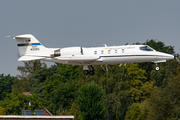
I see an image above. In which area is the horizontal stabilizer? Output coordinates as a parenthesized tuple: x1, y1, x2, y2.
(55, 55, 100, 61)
(5, 36, 30, 40)
(18, 56, 45, 61)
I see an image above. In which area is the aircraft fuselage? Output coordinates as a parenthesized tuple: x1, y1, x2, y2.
(43, 45, 174, 66)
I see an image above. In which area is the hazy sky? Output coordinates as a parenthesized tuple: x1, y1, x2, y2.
(1, 0, 180, 76)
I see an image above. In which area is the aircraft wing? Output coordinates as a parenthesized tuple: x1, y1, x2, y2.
(18, 55, 102, 65)
(55, 55, 100, 61)
(56, 55, 102, 65)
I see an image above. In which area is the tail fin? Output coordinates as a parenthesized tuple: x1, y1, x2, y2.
(7, 34, 50, 56)
(7, 34, 58, 61)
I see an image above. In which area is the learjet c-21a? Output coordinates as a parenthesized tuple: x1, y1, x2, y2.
(7, 34, 174, 75)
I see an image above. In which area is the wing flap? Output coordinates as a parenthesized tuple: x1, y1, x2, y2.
(55, 55, 100, 61)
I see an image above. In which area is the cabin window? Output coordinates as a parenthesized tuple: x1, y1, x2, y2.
(108, 50, 111, 54)
(101, 50, 104, 54)
(140, 46, 153, 51)
(94, 51, 97, 55)
(115, 49, 118, 53)
(122, 49, 124, 53)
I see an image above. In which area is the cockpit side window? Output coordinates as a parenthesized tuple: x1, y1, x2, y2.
(140, 46, 154, 51)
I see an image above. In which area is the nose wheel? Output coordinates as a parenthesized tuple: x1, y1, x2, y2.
(155, 63, 160, 71)
(155, 66, 160, 71)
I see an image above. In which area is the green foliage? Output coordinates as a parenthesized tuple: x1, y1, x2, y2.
(0, 74, 14, 100)
(32, 64, 60, 98)
(56, 107, 70, 115)
(150, 59, 179, 87)
(43, 64, 79, 115)
(77, 82, 106, 120)
(139, 100, 150, 120)
(12, 78, 31, 93)
(104, 84, 132, 120)
(70, 103, 81, 120)
(125, 103, 142, 120)
(0, 107, 6, 115)
(44, 79, 77, 114)
(33, 63, 60, 82)
(17, 61, 47, 76)
(56, 64, 79, 81)
(12, 61, 46, 92)
(147, 75, 180, 119)
(126, 63, 155, 102)
(0, 92, 43, 115)
(78, 64, 132, 120)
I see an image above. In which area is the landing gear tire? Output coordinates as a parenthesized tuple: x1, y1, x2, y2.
(155, 66, 160, 71)
(83, 70, 89, 75)
(89, 71, 95, 75)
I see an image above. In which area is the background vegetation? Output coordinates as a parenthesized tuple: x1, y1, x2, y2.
(0, 40, 179, 120)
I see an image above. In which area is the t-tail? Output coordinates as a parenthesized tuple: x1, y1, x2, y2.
(6, 34, 59, 61)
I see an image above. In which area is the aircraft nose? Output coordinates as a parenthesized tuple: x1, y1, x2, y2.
(164, 53, 174, 60)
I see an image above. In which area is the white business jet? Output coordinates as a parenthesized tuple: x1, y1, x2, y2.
(7, 34, 174, 75)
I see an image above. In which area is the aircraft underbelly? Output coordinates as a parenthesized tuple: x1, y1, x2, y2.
(100, 56, 155, 64)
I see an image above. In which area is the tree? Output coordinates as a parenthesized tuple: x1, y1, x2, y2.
(147, 75, 180, 119)
(104, 83, 132, 120)
(12, 61, 46, 92)
(33, 63, 60, 82)
(70, 103, 81, 120)
(0, 92, 44, 115)
(150, 59, 179, 87)
(126, 63, 155, 102)
(56, 107, 70, 115)
(43, 64, 79, 115)
(0, 107, 6, 115)
(44, 79, 77, 115)
(32, 63, 60, 98)
(125, 103, 142, 120)
(78, 64, 132, 120)
(0, 74, 14, 100)
(77, 82, 106, 120)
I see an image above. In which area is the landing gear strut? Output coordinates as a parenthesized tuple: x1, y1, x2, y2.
(83, 65, 95, 75)
(89, 65, 95, 75)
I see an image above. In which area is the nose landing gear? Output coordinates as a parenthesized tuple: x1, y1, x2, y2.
(155, 63, 160, 71)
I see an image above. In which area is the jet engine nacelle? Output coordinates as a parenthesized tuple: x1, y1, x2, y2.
(61, 47, 83, 56)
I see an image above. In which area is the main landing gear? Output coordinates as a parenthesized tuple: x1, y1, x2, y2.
(83, 65, 95, 75)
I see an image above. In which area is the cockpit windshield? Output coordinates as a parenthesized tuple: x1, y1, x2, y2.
(140, 46, 154, 51)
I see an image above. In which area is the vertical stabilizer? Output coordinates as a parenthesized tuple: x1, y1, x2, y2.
(9, 34, 52, 56)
